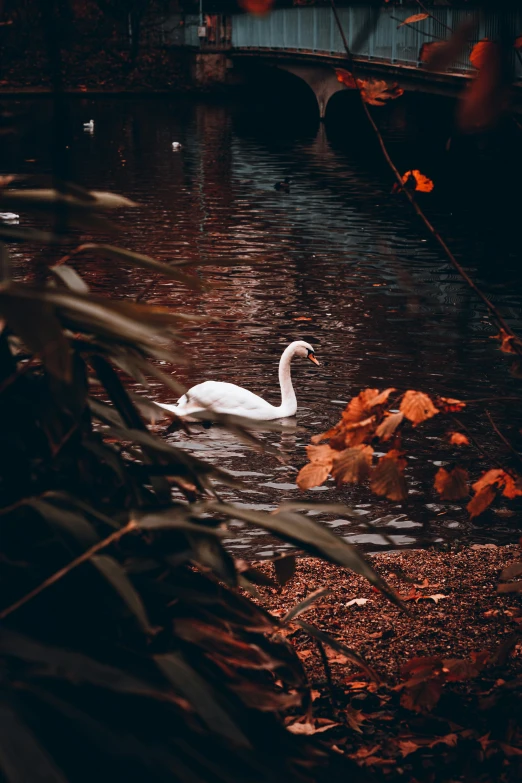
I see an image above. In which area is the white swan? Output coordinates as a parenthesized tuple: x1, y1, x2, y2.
(157, 340, 319, 421)
(172, 142, 182, 151)
(83, 120, 94, 133)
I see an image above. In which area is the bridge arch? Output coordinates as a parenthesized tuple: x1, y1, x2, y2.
(275, 63, 347, 120)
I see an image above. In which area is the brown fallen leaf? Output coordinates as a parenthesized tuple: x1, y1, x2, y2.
(401, 678, 443, 713)
(427, 594, 447, 604)
(286, 718, 341, 735)
(399, 170, 434, 193)
(399, 739, 420, 757)
(436, 396, 466, 413)
(467, 485, 496, 519)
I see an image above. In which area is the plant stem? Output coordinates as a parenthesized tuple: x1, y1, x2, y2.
(314, 638, 338, 712)
(485, 409, 522, 467)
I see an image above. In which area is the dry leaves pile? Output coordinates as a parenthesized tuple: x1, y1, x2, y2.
(297, 387, 522, 519)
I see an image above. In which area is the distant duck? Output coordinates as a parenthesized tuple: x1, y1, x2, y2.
(0, 212, 19, 223)
(172, 142, 182, 151)
(274, 177, 290, 192)
(83, 120, 94, 133)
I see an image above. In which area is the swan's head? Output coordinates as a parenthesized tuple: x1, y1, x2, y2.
(290, 340, 320, 366)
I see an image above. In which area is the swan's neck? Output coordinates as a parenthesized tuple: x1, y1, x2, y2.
(278, 344, 297, 416)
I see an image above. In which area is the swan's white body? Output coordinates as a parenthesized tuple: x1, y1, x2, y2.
(158, 340, 319, 421)
(0, 212, 19, 223)
(83, 120, 94, 132)
(172, 142, 182, 150)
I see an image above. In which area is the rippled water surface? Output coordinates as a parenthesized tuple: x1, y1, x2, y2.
(7, 94, 522, 555)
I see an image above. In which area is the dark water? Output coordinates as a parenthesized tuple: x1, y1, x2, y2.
(5, 91, 522, 556)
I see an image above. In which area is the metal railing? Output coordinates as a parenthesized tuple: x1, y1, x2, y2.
(231, 6, 522, 78)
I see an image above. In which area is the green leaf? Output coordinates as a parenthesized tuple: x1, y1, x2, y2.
(282, 587, 332, 625)
(155, 652, 251, 748)
(74, 244, 204, 291)
(204, 502, 403, 609)
(0, 293, 72, 382)
(0, 701, 68, 783)
(296, 620, 378, 681)
(91, 555, 153, 634)
(49, 264, 90, 293)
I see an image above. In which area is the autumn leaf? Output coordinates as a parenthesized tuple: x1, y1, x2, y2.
(286, 718, 340, 735)
(399, 170, 434, 193)
(346, 598, 369, 607)
(469, 39, 495, 70)
(467, 485, 496, 519)
(495, 327, 522, 355)
(423, 18, 476, 72)
(434, 467, 469, 500)
(332, 445, 373, 486)
(238, 0, 274, 15)
(343, 416, 376, 447)
(400, 390, 438, 426)
(419, 41, 445, 63)
(368, 387, 396, 407)
(398, 13, 429, 28)
(448, 431, 470, 446)
(305, 444, 335, 464)
(427, 594, 448, 604)
(342, 389, 379, 424)
(375, 411, 404, 441)
(459, 40, 506, 132)
(335, 67, 357, 89)
(400, 678, 443, 713)
(502, 473, 522, 499)
(370, 450, 408, 501)
(358, 78, 404, 106)
(436, 396, 466, 413)
(399, 740, 420, 757)
(473, 469, 510, 494)
(296, 462, 330, 490)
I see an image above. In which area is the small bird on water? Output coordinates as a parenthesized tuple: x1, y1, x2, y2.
(274, 177, 290, 192)
(172, 142, 182, 151)
(83, 119, 94, 133)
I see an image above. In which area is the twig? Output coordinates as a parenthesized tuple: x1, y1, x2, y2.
(329, 0, 522, 354)
(314, 638, 338, 712)
(0, 521, 138, 621)
(485, 409, 522, 467)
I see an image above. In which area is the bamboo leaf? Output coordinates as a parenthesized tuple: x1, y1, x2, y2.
(282, 587, 333, 625)
(23, 498, 100, 548)
(155, 652, 251, 748)
(296, 620, 378, 681)
(0, 293, 72, 382)
(204, 502, 403, 608)
(49, 264, 90, 294)
(74, 244, 204, 290)
(0, 701, 68, 783)
(91, 555, 153, 634)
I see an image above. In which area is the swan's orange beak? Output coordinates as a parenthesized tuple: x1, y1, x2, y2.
(308, 353, 320, 366)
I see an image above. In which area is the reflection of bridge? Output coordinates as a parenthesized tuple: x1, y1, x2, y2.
(175, 6, 522, 118)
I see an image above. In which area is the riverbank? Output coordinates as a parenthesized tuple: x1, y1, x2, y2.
(252, 544, 522, 781)
(0, 46, 202, 93)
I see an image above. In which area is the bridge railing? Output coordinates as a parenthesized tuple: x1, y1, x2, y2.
(231, 6, 522, 79)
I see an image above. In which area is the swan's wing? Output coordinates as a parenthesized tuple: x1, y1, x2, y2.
(176, 381, 275, 417)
